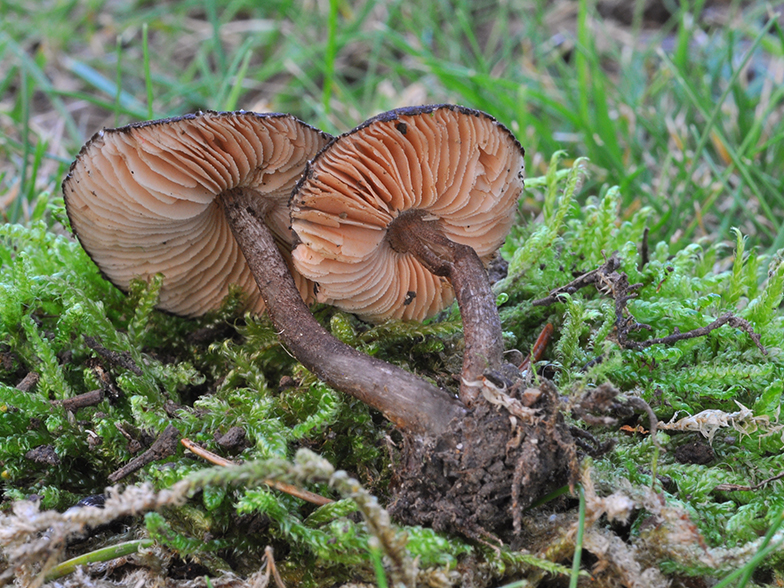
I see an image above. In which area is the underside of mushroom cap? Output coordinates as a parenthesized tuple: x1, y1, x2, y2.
(63, 111, 330, 317)
(290, 104, 525, 323)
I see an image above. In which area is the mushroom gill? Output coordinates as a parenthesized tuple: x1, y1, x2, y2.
(64, 111, 329, 317)
(291, 104, 524, 323)
(291, 104, 524, 405)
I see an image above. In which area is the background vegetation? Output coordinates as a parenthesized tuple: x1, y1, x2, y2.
(1, 0, 784, 586)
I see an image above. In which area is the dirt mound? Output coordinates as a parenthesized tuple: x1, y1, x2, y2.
(390, 380, 579, 544)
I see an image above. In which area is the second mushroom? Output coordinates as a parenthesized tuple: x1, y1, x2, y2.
(290, 105, 525, 405)
(63, 110, 464, 436)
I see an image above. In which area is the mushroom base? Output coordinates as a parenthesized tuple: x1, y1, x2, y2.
(388, 380, 579, 544)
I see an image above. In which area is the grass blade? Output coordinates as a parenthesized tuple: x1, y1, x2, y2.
(2, 32, 82, 145)
(44, 539, 155, 581)
(114, 35, 123, 126)
(569, 485, 586, 588)
(143, 23, 154, 119)
(322, 0, 339, 117)
(222, 45, 253, 111)
(62, 56, 146, 116)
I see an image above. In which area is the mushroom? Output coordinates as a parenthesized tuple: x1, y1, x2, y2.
(63, 110, 464, 435)
(63, 111, 328, 317)
(290, 104, 525, 405)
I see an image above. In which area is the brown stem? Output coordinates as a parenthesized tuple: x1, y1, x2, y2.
(387, 210, 504, 406)
(15, 371, 40, 392)
(59, 388, 104, 412)
(220, 188, 465, 436)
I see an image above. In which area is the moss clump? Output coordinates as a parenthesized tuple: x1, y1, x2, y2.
(1, 162, 783, 586)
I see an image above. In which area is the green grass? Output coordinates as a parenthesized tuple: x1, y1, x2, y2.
(2, 0, 784, 586)
(1, 0, 783, 249)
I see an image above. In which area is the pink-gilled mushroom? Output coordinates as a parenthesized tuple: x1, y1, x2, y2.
(63, 111, 329, 317)
(290, 105, 525, 405)
(63, 110, 464, 435)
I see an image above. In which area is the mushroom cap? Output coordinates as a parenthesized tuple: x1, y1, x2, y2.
(290, 104, 525, 322)
(63, 111, 330, 317)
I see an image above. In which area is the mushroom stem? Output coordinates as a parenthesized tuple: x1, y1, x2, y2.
(220, 188, 466, 435)
(387, 210, 504, 406)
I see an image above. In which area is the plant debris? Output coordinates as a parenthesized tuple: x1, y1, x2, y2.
(15, 371, 40, 392)
(25, 444, 60, 466)
(59, 388, 104, 412)
(2, 158, 783, 586)
(657, 400, 781, 443)
(108, 425, 181, 483)
(180, 437, 333, 506)
(619, 312, 767, 355)
(84, 336, 143, 376)
(714, 470, 784, 493)
(532, 251, 767, 355)
(390, 380, 579, 542)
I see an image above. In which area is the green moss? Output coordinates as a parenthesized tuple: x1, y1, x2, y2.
(2, 160, 783, 584)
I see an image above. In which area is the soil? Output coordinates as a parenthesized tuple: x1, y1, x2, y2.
(674, 439, 715, 465)
(389, 380, 579, 545)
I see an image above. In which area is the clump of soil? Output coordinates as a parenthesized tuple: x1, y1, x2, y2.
(674, 440, 715, 465)
(389, 380, 579, 544)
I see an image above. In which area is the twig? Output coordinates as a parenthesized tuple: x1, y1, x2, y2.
(84, 336, 143, 375)
(534, 252, 766, 355)
(531, 253, 622, 307)
(263, 546, 287, 588)
(714, 471, 784, 493)
(108, 425, 181, 482)
(180, 438, 333, 506)
(181, 438, 234, 467)
(619, 312, 767, 355)
(520, 323, 554, 370)
(15, 371, 40, 392)
(59, 389, 104, 412)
